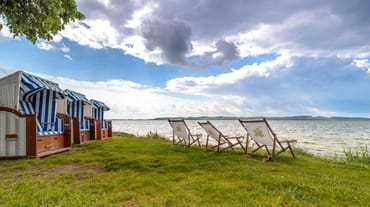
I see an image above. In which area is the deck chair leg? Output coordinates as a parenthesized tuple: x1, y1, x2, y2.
(288, 145, 296, 158)
(238, 139, 247, 154)
(252, 144, 265, 153)
(205, 135, 209, 151)
(244, 137, 249, 155)
(264, 146, 271, 155)
(217, 141, 220, 153)
(196, 137, 201, 147)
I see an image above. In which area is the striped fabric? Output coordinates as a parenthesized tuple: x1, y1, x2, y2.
(19, 72, 64, 135)
(66, 90, 90, 131)
(20, 72, 64, 101)
(91, 99, 109, 129)
(19, 100, 43, 133)
(67, 101, 90, 130)
(32, 90, 64, 132)
(66, 89, 89, 102)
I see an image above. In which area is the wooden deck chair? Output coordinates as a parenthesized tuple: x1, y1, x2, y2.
(168, 119, 201, 147)
(198, 121, 246, 153)
(239, 118, 297, 160)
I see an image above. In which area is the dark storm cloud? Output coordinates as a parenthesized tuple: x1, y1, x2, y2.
(141, 20, 192, 64)
(78, 0, 140, 34)
(199, 40, 240, 67)
(150, 0, 321, 40)
(74, 0, 370, 66)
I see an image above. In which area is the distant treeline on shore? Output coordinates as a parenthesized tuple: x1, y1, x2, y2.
(112, 116, 370, 121)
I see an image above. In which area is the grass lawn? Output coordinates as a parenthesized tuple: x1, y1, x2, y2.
(0, 132, 369, 207)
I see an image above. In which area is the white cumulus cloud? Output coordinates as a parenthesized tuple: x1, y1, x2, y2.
(64, 55, 72, 60)
(353, 59, 370, 73)
(166, 54, 293, 94)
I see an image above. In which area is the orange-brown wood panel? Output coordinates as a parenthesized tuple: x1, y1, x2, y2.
(72, 118, 81, 144)
(80, 131, 91, 143)
(63, 117, 72, 147)
(107, 120, 112, 138)
(96, 120, 102, 140)
(36, 136, 50, 153)
(26, 115, 37, 157)
(50, 135, 64, 150)
(90, 119, 96, 140)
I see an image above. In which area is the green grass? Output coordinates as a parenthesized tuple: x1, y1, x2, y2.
(343, 145, 370, 165)
(0, 132, 369, 207)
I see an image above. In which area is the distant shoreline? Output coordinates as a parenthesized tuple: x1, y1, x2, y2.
(112, 116, 370, 121)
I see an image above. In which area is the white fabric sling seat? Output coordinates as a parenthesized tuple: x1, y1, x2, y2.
(168, 119, 201, 147)
(239, 118, 297, 161)
(198, 121, 246, 153)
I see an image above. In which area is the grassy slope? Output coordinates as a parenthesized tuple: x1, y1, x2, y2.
(0, 133, 369, 207)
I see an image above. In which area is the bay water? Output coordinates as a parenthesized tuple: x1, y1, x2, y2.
(112, 119, 370, 158)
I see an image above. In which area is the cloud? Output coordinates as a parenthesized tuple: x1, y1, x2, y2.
(64, 55, 72, 60)
(166, 54, 293, 94)
(197, 40, 240, 67)
(2, 0, 370, 67)
(51, 0, 369, 67)
(353, 59, 370, 73)
(2, 54, 370, 119)
(166, 55, 370, 115)
(0, 19, 13, 41)
(61, 44, 70, 53)
(36, 42, 55, 51)
(141, 20, 192, 64)
(0, 66, 15, 77)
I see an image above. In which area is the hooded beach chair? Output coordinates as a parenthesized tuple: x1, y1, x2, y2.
(168, 119, 201, 147)
(0, 71, 71, 158)
(91, 99, 112, 139)
(198, 121, 246, 153)
(239, 118, 297, 160)
(65, 89, 93, 144)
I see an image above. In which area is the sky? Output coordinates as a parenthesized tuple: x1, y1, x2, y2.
(1, 0, 370, 119)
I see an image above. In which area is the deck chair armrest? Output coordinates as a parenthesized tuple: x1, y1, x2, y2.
(192, 133, 202, 138)
(225, 136, 245, 139)
(279, 139, 297, 146)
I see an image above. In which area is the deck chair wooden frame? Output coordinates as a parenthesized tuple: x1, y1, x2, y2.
(168, 119, 201, 147)
(239, 118, 297, 160)
(198, 121, 246, 153)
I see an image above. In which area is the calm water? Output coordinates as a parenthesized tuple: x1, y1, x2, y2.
(112, 119, 370, 157)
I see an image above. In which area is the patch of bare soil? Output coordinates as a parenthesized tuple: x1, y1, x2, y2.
(125, 199, 136, 207)
(4, 163, 106, 179)
(44, 163, 106, 176)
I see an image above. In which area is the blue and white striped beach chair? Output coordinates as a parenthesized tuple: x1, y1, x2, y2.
(66, 89, 91, 132)
(19, 72, 65, 135)
(91, 99, 109, 129)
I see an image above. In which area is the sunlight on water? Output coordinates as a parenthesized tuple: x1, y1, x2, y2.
(112, 119, 370, 158)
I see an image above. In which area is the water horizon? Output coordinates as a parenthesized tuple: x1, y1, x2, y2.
(112, 119, 370, 158)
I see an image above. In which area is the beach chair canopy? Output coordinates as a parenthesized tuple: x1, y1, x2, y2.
(168, 119, 201, 147)
(239, 118, 297, 160)
(91, 99, 109, 111)
(65, 89, 92, 130)
(198, 121, 246, 153)
(20, 71, 64, 101)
